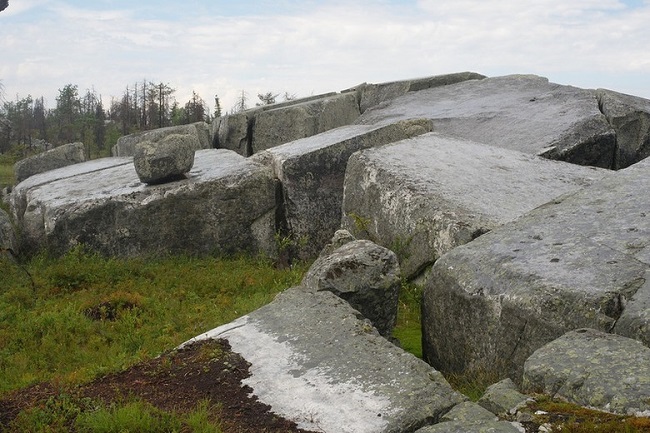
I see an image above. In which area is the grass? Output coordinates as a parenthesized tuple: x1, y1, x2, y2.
(522, 395, 650, 433)
(0, 247, 426, 431)
(0, 153, 16, 190)
(392, 281, 423, 359)
(8, 394, 221, 433)
(0, 247, 309, 393)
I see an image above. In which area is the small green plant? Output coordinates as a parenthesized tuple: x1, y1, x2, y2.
(523, 395, 650, 433)
(389, 235, 413, 262)
(347, 212, 375, 241)
(7, 393, 95, 432)
(8, 394, 223, 433)
(444, 368, 502, 402)
(274, 231, 309, 267)
(392, 281, 423, 359)
(75, 399, 182, 433)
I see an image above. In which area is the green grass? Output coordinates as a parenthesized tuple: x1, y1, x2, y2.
(7, 394, 222, 433)
(393, 281, 423, 359)
(0, 153, 17, 189)
(524, 395, 650, 433)
(0, 247, 308, 393)
(0, 246, 429, 431)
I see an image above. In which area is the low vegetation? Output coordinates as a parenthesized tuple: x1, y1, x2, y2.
(0, 247, 426, 431)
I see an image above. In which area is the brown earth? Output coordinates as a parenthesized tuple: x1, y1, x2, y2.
(0, 339, 319, 433)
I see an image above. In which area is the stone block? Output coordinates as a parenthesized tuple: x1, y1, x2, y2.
(421, 157, 650, 381)
(357, 74, 619, 168)
(112, 122, 211, 157)
(342, 132, 608, 278)
(359, 71, 486, 113)
(523, 328, 650, 415)
(14, 142, 86, 182)
(596, 88, 650, 169)
(251, 92, 361, 154)
(252, 119, 433, 259)
(11, 150, 276, 258)
(182, 288, 465, 433)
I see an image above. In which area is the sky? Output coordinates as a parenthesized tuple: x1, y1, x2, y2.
(1, 0, 649, 114)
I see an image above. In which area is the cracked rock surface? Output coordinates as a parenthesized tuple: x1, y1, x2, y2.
(523, 328, 650, 415)
(422, 156, 650, 381)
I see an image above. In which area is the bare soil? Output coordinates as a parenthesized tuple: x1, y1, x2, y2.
(0, 339, 319, 433)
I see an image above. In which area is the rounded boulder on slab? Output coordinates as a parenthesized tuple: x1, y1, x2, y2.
(301, 239, 401, 337)
(133, 134, 197, 184)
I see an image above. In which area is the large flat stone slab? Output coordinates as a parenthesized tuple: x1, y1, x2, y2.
(11, 149, 276, 257)
(357, 74, 620, 168)
(14, 142, 86, 182)
(252, 92, 361, 154)
(213, 91, 355, 157)
(523, 328, 650, 415)
(342, 133, 608, 278)
(358, 71, 486, 113)
(111, 122, 211, 157)
(183, 287, 465, 433)
(252, 119, 433, 259)
(421, 157, 650, 381)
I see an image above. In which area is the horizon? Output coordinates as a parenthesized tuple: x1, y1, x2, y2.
(1, 0, 649, 113)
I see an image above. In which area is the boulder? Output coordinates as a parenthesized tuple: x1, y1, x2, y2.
(14, 142, 86, 182)
(342, 132, 609, 278)
(0, 207, 16, 253)
(596, 88, 650, 169)
(251, 92, 361, 154)
(359, 71, 486, 113)
(421, 156, 650, 381)
(252, 119, 433, 259)
(133, 134, 197, 184)
(111, 122, 211, 157)
(439, 401, 498, 423)
(302, 239, 401, 337)
(416, 401, 521, 433)
(317, 228, 356, 258)
(357, 74, 621, 168)
(214, 108, 260, 156)
(11, 149, 276, 258)
(478, 379, 530, 416)
(523, 328, 650, 415)
(182, 288, 465, 433)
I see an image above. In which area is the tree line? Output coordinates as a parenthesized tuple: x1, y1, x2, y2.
(0, 79, 298, 159)
(0, 80, 218, 158)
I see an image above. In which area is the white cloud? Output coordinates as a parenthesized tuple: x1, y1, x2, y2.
(2, 0, 650, 112)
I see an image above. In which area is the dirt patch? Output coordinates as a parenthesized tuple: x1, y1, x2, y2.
(0, 339, 319, 433)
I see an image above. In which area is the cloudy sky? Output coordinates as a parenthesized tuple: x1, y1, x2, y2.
(1, 0, 649, 113)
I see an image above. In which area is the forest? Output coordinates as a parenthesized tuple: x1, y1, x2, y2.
(0, 79, 231, 159)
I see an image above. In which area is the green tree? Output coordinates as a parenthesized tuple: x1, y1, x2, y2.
(54, 84, 81, 144)
(93, 101, 106, 156)
(183, 91, 206, 123)
(33, 96, 48, 142)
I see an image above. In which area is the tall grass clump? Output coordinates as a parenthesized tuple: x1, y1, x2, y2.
(0, 247, 308, 393)
(392, 280, 423, 359)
